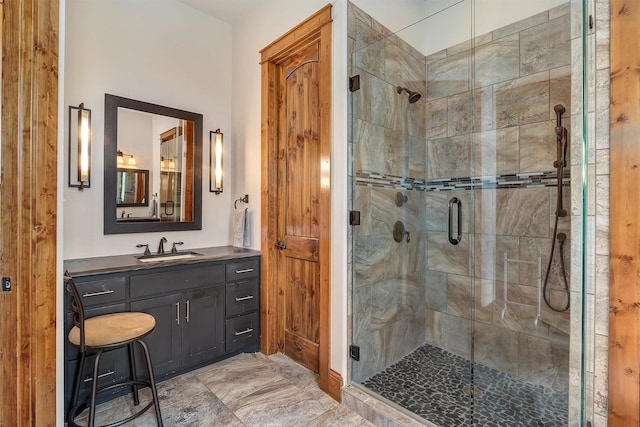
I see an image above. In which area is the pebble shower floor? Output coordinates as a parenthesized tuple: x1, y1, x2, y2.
(361, 344, 568, 426)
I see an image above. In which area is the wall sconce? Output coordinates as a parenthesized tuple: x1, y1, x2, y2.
(68, 103, 91, 190)
(210, 129, 223, 194)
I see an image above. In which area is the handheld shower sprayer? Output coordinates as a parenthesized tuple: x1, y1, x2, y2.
(543, 103, 570, 313)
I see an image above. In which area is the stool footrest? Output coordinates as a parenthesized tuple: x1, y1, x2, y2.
(67, 380, 156, 427)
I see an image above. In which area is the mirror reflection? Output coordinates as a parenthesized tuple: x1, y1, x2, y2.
(116, 168, 149, 207)
(104, 94, 202, 234)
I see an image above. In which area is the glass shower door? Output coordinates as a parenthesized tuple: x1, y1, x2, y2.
(469, 1, 575, 425)
(348, 0, 582, 425)
(349, 1, 475, 424)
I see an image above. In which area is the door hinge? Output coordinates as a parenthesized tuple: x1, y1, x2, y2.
(588, 14, 594, 30)
(349, 210, 361, 226)
(2, 277, 11, 292)
(349, 75, 360, 92)
(349, 344, 360, 361)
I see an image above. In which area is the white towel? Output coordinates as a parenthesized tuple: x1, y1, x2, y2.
(233, 208, 248, 247)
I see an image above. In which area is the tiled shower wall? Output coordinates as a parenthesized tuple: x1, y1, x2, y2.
(349, 2, 575, 392)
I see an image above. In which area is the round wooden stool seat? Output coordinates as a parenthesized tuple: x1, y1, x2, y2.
(68, 312, 156, 347)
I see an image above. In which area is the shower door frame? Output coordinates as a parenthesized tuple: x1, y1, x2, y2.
(348, 1, 585, 425)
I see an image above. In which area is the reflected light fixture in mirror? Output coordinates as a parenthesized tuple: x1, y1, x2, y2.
(68, 103, 91, 190)
(210, 129, 223, 194)
(117, 150, 136, 167)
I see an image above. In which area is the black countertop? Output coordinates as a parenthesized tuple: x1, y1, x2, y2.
(64, 246, 261, 277)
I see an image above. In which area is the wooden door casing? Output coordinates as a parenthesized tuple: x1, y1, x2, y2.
(261, 5, 342, 400)
(1, 0, 59, 424)
(609, 0, 640, 425)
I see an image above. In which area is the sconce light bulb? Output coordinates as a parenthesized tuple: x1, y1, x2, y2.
(215, 135, 223, 190)
(78, 108, 90, 183)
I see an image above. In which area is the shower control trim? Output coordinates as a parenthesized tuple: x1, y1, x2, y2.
(448, 197, 462, 246)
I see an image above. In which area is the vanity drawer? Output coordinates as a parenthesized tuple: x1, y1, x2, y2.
(226, 312, 259, 353)
(225, 258, 259, 282)
(72, 276, 126, 308)
(130, 265, 224, 298)
(226, 279, 259, 318)
(65, 347, 129, 413)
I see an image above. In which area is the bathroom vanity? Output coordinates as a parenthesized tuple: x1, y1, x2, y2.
(63, 246, 260, 416)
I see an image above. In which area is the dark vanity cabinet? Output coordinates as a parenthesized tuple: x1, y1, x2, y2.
(63, 253, 260, 417)
(224, 258, 260, 353)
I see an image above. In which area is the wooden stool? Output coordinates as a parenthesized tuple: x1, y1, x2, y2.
(65, 275, 163, 427)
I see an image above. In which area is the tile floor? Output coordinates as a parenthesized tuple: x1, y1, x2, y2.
(74, 352, 374, 427)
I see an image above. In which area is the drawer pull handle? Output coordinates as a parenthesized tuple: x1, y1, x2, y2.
(83, 370, 115, 383)
(235, 295, 254, 302)
(235, 268, 254, 274)
(82, 290, 114, 298)
(234, 328, 254, 336)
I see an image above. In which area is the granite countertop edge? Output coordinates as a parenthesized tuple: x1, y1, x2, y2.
(64, 246, 261, 277)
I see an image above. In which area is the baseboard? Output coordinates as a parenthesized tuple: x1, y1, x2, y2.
(327, 369, 343, 402)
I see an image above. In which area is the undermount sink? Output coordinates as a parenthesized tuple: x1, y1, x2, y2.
(135, 251, 202, 262)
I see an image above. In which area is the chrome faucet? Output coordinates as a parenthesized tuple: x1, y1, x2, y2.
(157, 236, 167, 254)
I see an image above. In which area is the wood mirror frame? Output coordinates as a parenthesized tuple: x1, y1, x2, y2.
(104, 94, 203, 234)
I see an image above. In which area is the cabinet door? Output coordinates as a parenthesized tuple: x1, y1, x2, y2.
(182, 285, 225, 367)
(131, 293, 182, 378)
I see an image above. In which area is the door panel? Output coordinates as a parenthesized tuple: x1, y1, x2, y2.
(131, 294, 182, 377)
(182, 286, 225, 366)
(277, 42, 322, 372)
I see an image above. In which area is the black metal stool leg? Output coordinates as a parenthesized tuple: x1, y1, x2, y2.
(68, 351, 86, 423)
(128, 342, 140, 406)
(88, 349, 104, 427)
(138, 340, 163, 427)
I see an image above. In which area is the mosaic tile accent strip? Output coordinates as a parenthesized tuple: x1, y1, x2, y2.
(361, 344, 568, 427)
(355, 170, 570, 192)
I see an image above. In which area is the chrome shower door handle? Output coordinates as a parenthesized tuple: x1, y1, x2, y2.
(448, 197, 462, 246)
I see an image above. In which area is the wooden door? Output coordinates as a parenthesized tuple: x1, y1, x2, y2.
(276, 42, 322, 372)
(261, 6, 341, 400)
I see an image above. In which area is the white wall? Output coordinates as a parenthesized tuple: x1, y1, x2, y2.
(63, 0, 233, 259)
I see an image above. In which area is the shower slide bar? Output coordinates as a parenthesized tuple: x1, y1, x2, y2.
(501, 250, 542, 325)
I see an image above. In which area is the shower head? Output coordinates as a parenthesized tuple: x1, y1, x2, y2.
(397, 86, 422, 103)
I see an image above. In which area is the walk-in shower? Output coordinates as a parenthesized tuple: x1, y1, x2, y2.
(348, 0, 585, 425)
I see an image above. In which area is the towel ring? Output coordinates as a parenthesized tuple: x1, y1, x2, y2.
(234, 194, 249, 210)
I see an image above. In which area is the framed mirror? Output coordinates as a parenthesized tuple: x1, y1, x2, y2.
(116, 168, 149, 207)
(104, 94, 202, 234)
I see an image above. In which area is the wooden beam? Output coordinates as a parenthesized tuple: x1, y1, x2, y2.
(609, 0, 640, 425)
(1, 0, 59, 424)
